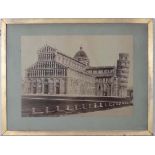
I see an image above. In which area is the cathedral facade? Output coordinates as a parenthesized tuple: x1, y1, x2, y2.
(23, 45, 130, 97)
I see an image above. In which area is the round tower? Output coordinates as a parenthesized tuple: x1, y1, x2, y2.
(74, 47, 89, 66)
(116, 53, 130, 97)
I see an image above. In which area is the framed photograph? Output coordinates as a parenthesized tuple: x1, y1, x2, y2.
(1, 18, 153, 135)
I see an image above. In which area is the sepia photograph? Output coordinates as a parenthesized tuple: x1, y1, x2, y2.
(21, 35, 133, 117)
(1, 18, 153, 135)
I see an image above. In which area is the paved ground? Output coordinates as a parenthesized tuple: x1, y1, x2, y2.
(22, 95, 133, 117)
(73, 106, 133, 116)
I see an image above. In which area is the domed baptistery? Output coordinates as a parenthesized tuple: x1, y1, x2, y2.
(74, 47, 90, 66)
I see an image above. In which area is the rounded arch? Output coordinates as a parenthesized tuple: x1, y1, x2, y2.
(55, 79, 60, 94)
(103, 83, 112, 96)
(44, 78, 49, 94)
(37, 78, 42, 93)
(32, 79, 37, 94)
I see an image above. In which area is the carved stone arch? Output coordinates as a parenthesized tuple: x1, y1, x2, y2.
(49, 78, 54, 95)
(31, 79, 37, 94)
(44, 78, 49, 94)
(104, 83, 112, 96)
(37, 78, 42, 94)
(102, 83, 109, 96)
(55, 79, 60, 94)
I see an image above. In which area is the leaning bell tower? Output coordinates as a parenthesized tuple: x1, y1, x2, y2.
(116, 53, 130, 97)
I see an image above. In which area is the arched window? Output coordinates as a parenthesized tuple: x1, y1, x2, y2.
(44, 79, 49, 94)
(32, 80, 37, 94)
(56, 81, 60, 94)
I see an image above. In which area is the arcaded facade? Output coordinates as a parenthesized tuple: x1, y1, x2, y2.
(23, 45, 130, 97)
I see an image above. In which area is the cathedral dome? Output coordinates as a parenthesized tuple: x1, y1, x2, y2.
(74, 47, 89, 66)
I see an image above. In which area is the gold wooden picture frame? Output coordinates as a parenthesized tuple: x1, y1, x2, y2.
(1, 18, 153, 135)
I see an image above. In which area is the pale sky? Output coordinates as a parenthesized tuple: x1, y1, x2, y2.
(21, 35, 133, 87)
